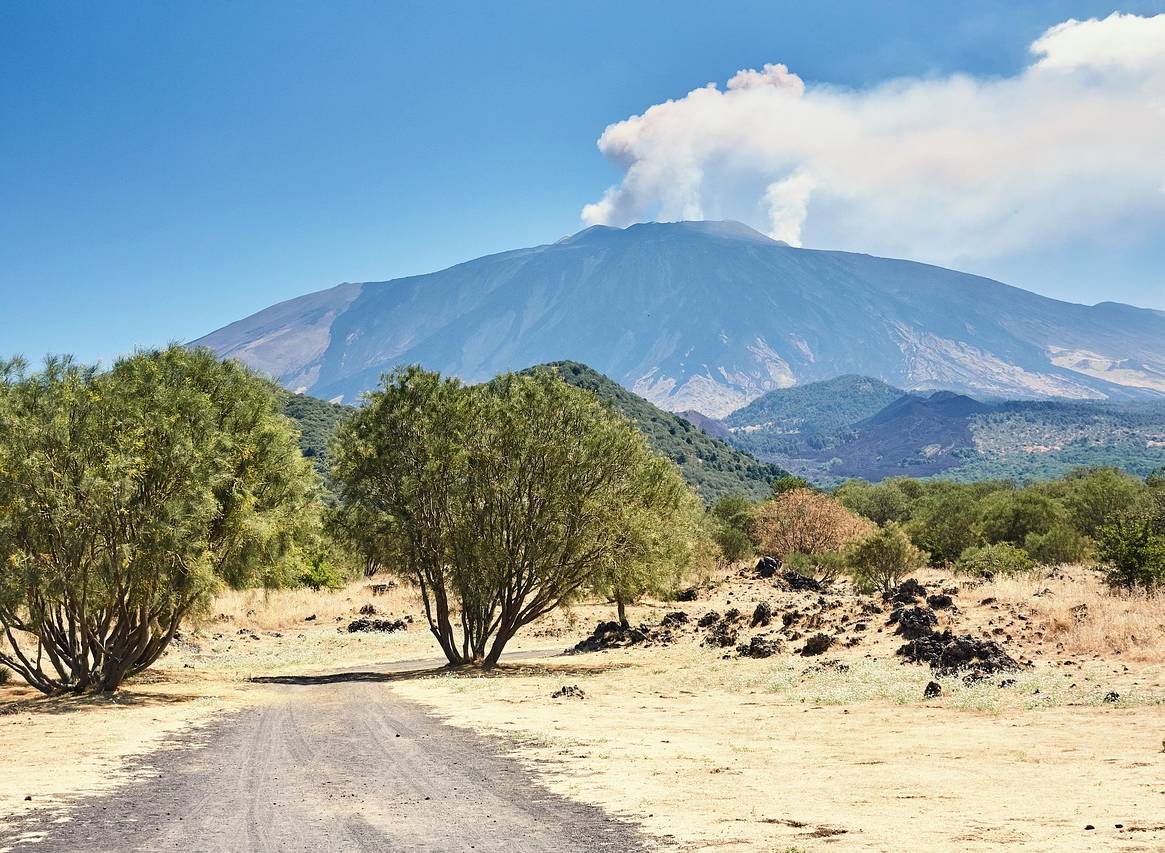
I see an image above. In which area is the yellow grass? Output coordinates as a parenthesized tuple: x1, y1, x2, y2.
(976, 565, 1165, 662)
(199, 578, 424, 632)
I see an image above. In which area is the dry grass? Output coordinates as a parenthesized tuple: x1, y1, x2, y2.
(976, 565, 1165, 662)
(197, 578, 424, 632)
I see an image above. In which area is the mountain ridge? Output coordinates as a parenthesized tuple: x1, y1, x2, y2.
(193, 220, 1165, 415)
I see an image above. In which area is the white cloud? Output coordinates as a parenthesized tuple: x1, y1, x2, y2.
(581, 12, 1165, 266)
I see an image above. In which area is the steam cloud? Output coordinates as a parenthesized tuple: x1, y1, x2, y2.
(581, 13, 1165, 264)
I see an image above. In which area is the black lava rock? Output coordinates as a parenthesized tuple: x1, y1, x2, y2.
(800, 633, 834, 656)
(924, 680, 943, 698)
(755, 555, 782, 578)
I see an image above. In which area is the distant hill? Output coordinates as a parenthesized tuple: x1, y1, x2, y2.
(717, 379, 1165, 485)
(280, 392, 352, 471)
(529, 361, 784, 503)
(280, 363, 784, 503)
(193, 220, 1165, 417)
(724, 375, 905, 458)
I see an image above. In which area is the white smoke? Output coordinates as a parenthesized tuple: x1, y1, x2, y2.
(581, 12, 1165, 265)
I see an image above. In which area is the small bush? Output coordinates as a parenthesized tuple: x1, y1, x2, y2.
(0, 666, 10, 685)
(1023, 525, 1091, 566)
(713, 525, 753, 564)
(1097, 517, 1165, 590)
(296, 556, 347, 591)
(955, 543, 1035, 577)
(783, 550, 847, 585)
(846, 522, 927, 594)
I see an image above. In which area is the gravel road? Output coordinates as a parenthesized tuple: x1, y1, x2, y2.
(1, 658, 649, 853)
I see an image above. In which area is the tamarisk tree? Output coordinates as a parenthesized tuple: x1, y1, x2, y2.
(331, 366, 698, 667)
(0, 348, 318, 693)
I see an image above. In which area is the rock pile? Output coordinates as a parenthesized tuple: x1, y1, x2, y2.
(570, 619, 676, 653)
(346, 617, 408, 633)
(897, 629, 1020, 679)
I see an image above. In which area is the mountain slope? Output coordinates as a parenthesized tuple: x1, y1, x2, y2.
(194, 221, 1165, 416)
(529, 361, 784, 503)
(721, 382, 1165, 485)
(724, 375, 905, 458)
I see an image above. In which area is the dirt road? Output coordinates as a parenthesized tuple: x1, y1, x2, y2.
(0, 659, 648, 853)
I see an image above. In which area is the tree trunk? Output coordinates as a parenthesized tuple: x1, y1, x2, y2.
(616, 598, 628, 628)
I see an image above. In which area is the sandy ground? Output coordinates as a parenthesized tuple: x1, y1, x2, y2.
(393, 646, 1165, 852)
(2, 569, 1164, 851)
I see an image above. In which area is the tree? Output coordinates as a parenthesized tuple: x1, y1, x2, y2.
(906, 484, 984, 564)
(331, 367, 699, 668)
(846, 522, 927, 593)
(1042, 467, 1148, 539)
(771, 475, 812, 496)
(0, 348, 318, 694)
(834, 478, 913, 525)
(976, 490, 1067, 545)
(754, 488, 872, 557)
(1097, 516, 1165, 590)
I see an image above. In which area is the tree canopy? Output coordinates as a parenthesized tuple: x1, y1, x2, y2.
(0, 348, 319, 693)
(331, 366, 701, 667)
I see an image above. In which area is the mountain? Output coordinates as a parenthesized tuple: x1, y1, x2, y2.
(527, 362, 784, 503)
(194, 220, 1165, 417)
(720, 381, 1165, 485)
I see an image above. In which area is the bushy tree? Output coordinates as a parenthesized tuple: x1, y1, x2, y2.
(976, 490, 1067, 546)
(1043, 467, 1148, 538)
(771, 475, 812, 496)
(331, 367, 700, 667)
(0, 349, 318, 694)
(710, 495, 756, 564)
(754, 488, 872, 557)
(1097, 516, 1165, 589)
(834, 478, 913, 525)
(905, 484, 984, 564)
(1023, 525, 1091, 566)
(955, 543, 1035, 577)
(845, 522, 927, 593)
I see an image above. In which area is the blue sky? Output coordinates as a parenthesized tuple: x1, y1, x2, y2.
(2, 1, 1163, 364)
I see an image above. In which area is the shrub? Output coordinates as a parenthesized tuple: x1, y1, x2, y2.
(783, 550, 847, 585)
(905, 484, 984, 564)
(845, 522, 927, 594)
(0, 666, 10, 686)
(771, 475, 812, 496)
(1023, 525, 1091, 566)
(713, 525, 753, 564)
(1044, 467, 1149, 538)
(1097, 517, 1165, 590)
(955, 543, 1035, 577)
(754, 489, 873, 557)
(976, 490, 1067, 545)
(834, 478, 913, 525)
(296, 555, 347, 591)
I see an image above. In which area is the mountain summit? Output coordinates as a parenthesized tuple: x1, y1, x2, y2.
(193, 221, 1165, 416)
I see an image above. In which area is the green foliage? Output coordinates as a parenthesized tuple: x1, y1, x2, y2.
(975, 489, 1066, 546)
(905, 483, 986, 564)
(296, 553, 348, 591)
(0, 348, 320, 694)
(532, 362, 785, 504)
(1040, 467, 1149, 538)
(331, 366, 702, 667)
(1097, 517, 1165, 590)
(955, 543, 1036, 577)
(834, 478, 913, 525)
(713, 525, 753, 564)
(771, 475, 812, 496)
(783, 550, 847, 585)
(845, 522, 927, 593)
(281, 392, 352, 472)
(1023, 525, 1092, 566)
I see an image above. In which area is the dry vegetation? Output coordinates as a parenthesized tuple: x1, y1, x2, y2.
(3, 566, 1164, 850)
